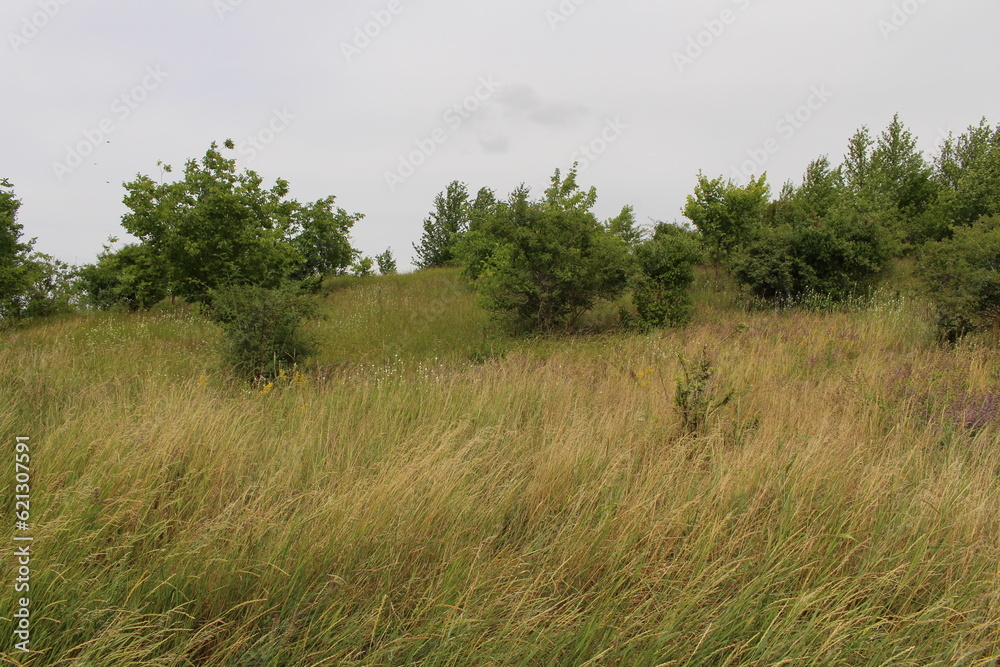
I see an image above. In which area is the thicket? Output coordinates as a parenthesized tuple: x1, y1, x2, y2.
(4, 115, 1000, 344)
(919, 216, 1000, 341)
(205, 283, 318, 381)
(631, 223, 702, 328)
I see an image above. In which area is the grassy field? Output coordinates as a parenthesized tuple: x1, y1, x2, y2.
(1, 268, 999, 665)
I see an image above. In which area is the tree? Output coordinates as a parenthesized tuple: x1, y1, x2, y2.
(16, 253, 78, 318)
(78, 241, 167, 310)
(607, 205, 643, 248)
(413, 181, 470, 268)
(471, 166, 632, 332)
(455, 187, 503, 282)
(682, 173, 770, 272)
(290, 197, 363, 280)
(919, 215, 1000, 340)
(841, 116, 936, 251)
(842, 126, 874, 201)
(632, 223, 702, 328)
(375, 249, 397, 275)
(0, 179, 35, 318)
(351, 256, 375, 277)
(870, 115, 935, 213)
(933, 119, 1000, 229)
(121, 141, 358, 304)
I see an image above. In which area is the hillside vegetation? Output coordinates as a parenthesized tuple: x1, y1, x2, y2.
(1, 268, 999, 665)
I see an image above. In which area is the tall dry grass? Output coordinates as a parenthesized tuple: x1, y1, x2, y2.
(0, 270, 998, 665)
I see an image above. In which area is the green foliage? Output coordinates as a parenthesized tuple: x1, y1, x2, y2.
(842, 126, 875, 199)
(290, 197, 363, 280)
(16, 253, 78, 318)
(0, 178, 35, 318)
(351, 256, 375, 278)
(206, 284, 317, 381)
(683, 172, 770, 269)
(454, 188, 504, 283)
(470, 166, 632, 332)
(933, 119, 1000, 230)
(413, 180, 470, 269)
(631, 223, 701, 329)
(841, 115, 936, 251)
(607, 204, 643, 248)
(122, 141, 359, 304)
(674, 348, 735, 433)
(375, 249, 397, 275)
(869, 114, 936, 218)
(78, 242, 167, 310)
(770, 156, 844, 227)
(919, 215, 1000, 340)
(731, 208, 892, 304)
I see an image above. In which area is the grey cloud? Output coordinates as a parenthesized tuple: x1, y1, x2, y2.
(479, 133, 511, 154)
(495, 84, 589, 128)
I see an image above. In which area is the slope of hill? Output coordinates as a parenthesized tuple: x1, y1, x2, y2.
(1, 269, 998, 665)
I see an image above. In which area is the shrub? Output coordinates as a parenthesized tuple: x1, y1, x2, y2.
(375, 249, 397, 275)
(206, 284, 317, 381)
(78, 243, 167, 311)
(471, 167, 631, 333)
(631, 224, 701, 328)
(674, 349, 735, 433)
(919, 215, 1000, 340)
(351, 257, 375, 278)
(730, 209, 892, 304)
(16, 254, 78, 318)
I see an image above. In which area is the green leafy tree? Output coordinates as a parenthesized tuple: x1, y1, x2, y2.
(842, 116, 936, 250)
(290, 197, 363, 280)
(632, 223, 702, 328)
(769, 157, 845, 229)
(682, 173, 770, 272)
(607, 205, 643, 248)
(842, 126, 874, 201)
(413, 180, 470, 268)
(122, 141, 356, 304)
(919, 215, 1000, 340)
(0, 179, 35, 318)
(933, 119, 1000, 229)
(17, 253, 78, 318)
(869, 115, 936, 244)
(375, 249, 397, 275)
(455, 187, 503, 281)
(351, 256, 375, 277)
(472, 166, 632, 332)
(78, 241, 167, 310)
(793, 156, 844, 222)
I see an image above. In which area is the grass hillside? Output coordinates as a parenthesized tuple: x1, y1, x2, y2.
(1, 268, 999, 665)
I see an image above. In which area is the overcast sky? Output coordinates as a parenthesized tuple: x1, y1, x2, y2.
(3, 0, 999, 271)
